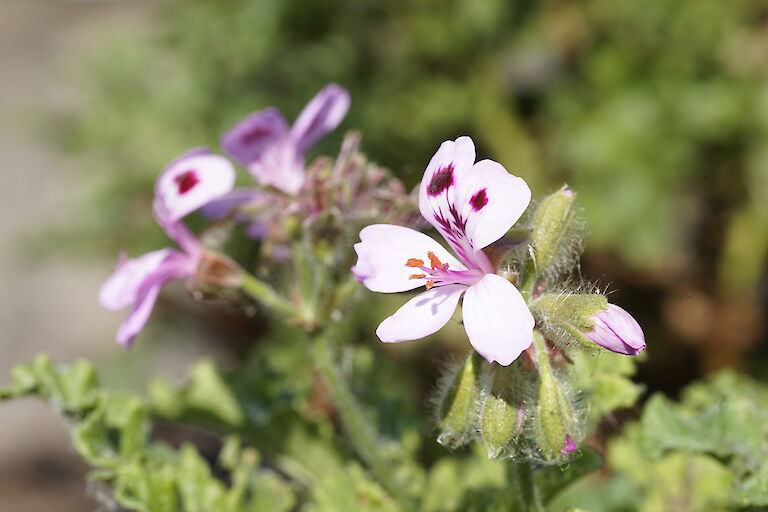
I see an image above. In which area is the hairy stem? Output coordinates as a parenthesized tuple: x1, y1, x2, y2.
(507, 459, 544, 512)
(311, 329, 416, 510)
(240, 272, 296, 318)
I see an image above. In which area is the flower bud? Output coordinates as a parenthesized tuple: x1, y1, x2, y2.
(530, 293, 608, 352)
(436, 352, 483, 449)
(529, 186, 584, 279)
(585, 304, 645, 356)
(479, 364, 526, 459)
(532, 334, 579, 463)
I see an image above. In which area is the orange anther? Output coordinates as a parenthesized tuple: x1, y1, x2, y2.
(409, 273, 427, 279)
(425, 280, 435, 290)
(405, 258, 425, 267)
(427, 251, 443, 270)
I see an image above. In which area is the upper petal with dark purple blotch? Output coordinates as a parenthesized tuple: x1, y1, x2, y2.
(462, 273, 534, 365)
(419, 137, 476, 218)
(454, 159, 531, 250)
(352, 224, 465, 293)
(221, 108, 289, 166)
(290, 84, 351, 154)
(417, 137, 495, 270)
(154, 149, 236, 224)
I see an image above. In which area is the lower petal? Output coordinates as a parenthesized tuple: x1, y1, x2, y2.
(376, 285, 465, 343)
(462, 274, 534, 365)
(99, 249, 174, 311)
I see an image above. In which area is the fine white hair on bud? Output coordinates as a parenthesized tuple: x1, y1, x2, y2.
(527, 186, 587, 283)
(430, 353, 483, 449)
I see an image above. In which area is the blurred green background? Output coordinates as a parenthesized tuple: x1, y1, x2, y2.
(3, 0, 768, 509)
(63, 0, 767, 381)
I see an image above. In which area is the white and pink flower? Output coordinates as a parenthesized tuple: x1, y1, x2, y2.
(353, 136, 535, 365)
(99, 149, 235, 346)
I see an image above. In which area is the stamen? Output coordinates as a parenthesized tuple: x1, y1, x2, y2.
(409, 273, 427, 279)
(425, 280, 435, 290)
(405, 258, 425, 267)
(427, 251, 443, 270)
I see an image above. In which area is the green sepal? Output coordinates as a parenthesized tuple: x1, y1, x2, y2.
(436, 352, 483, 449)
(528, 186, 584, 279)
(533, 334, 576, 463)
(479, 364, 525, 459)
(530, 293, 608, 351)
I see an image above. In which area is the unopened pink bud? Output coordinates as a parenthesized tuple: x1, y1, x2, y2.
(587, 304, 645, 356)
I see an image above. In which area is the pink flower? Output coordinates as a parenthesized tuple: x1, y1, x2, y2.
(586, 303, 646, 356)
(99, 149, 235, 346)
(352, 137, 535, 365)
(220, 83, 350, 196)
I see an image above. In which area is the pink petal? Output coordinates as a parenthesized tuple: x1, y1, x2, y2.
(247, 140, 306, 195)
(290, 83, 351, 154)
(417, 137, 492, 270)
(462, 274, 534, 365)
(154, 149, 236, 224)
(352, 224, 465, 293)
(455, 159, 531, 250)
(376, 285, 465, 343)
(99, 249, 174, 311)
(116, 253, 194, 346)
(201, 188, 268, 220)
(221, 108, 289, 166)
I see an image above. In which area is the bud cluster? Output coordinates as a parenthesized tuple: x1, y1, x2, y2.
(433, 185, 645, 463)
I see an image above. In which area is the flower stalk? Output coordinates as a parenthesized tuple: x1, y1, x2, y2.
(311, 328, 416, 510)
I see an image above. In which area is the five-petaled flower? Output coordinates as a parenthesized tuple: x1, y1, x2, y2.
(99, 149, 235, 346)
(352, 136, 535, 365)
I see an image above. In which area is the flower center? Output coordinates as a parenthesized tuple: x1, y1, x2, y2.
(404, 251, 483, 290)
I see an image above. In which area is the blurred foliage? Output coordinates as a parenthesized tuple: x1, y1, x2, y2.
(552, 370, 768, 511)
(1, 319, 636, 510)
(6, 338, 767, 510)
(63, 0, 768, 289)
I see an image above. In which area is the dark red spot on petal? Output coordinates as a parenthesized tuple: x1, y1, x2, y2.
(175, 170, 199, 195)
(427, 164, 454, 196)
(241, 126, 272, 146)
(470, 188, 488, 211)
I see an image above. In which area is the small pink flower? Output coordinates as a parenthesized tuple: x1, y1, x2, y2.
(100, 149, 235, 346)
(352, 137, 535, 365)
(220, 83, 350, 195)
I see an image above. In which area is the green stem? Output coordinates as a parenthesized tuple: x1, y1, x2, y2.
(239, 272, 296, 318)
(311, 329, 416, 510)
(519, 253, 539, 302)
(507, 459, 544, 512)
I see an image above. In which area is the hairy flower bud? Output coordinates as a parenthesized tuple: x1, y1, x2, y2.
(479, 364, 526, 459)
(528, 186, 584, 279)
(586, 304, 645, 356)
(436, 352, 483, 448)
(532, 334, 579, 463)
(531, 294, 646, 356)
